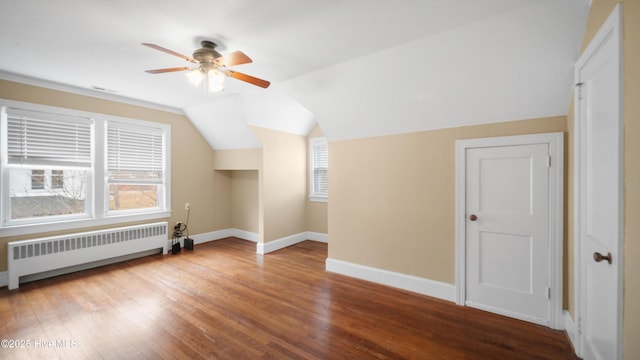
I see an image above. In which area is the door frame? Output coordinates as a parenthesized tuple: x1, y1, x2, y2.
(455, 132, 564, 329)
(573, 4, 623, 358)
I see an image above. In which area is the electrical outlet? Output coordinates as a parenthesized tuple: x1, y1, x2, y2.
(185, 202, 190, 211)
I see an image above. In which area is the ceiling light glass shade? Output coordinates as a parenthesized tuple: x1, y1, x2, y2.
(207, 69, 225, 92)
(186, 68, 205, 86)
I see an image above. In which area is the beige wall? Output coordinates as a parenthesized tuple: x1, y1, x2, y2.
(213, 148, 262, 170)
(230, 170, 259, 233)
(213, 148, 261, 235)
(622, 1, 640, 356)
(307, 200, 328, 235)
(212, 170, 233, 231)
(0, 80, 219, 272)
(329, 116, 566, 284)
(306, 123, 329, 234)
(575, 1, 639, 358)
(251, 126, 307, 243)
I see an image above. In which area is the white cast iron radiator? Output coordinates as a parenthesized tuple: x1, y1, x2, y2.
(7, 222, 168, 289)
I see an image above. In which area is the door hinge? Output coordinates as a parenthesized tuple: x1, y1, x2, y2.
(546, 287, 551, 299)
(576, 82, 584, 100)
(546, 155, 551, 168)
(577, 317, 583, 334)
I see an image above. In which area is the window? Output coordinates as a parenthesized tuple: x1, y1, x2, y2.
(51, 170, 64, 189)
(106, 122, 165, 213)
(309, 137, 328, 201)
(30, 170, 64, 190)
(1, 100, 171, 236)
(5, 107, 91, 222)
(31, 170, 45, 190)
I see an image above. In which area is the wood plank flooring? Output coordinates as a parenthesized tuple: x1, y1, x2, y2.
(0, 238, 577, 359)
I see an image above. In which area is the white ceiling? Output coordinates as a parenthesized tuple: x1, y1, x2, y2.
(0, 0, 589, 148)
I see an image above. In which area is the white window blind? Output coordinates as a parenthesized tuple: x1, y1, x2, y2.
(311, 138, 328, 197)
(6, 108, 92, 167)
(107, 122, 164, 184)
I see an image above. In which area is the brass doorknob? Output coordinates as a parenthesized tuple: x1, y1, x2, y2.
(593, 252, 612, 264)
(469, 214, 478, 221)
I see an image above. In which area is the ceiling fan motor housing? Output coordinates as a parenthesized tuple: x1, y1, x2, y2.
(193, 41, 222, 65)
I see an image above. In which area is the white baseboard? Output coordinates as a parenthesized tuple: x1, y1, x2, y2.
(230, 229, 259, 243)
(193, 229, 234, 244)
(307, 231, 328, 243)
(165, 228, 260, 250)
(166, 229, 230, 249)
(0, 271, 7, 288)
(256, 231, 328, 254)
(257, 232, 308, 254)
(190, 228, 259, 244)
(165, 229, 326, 255)
(563, 310, 579, 355)
(325, 258, 455, 302)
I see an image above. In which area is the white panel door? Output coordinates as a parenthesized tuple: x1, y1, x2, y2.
(575, 6, 622, 360)
(466, 143, 550, 325)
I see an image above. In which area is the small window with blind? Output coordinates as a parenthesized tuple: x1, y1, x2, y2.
(106, 121, 166, 213)
(4, 107, 92, 222)
(1, 99, 170, 235)
(309, 137, 328, 202)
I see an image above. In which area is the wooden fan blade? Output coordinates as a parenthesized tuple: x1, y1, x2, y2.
(142, 43, 197, 64)
(215, 51, 252, 67)
(225, 70, 270, 88)
(145, 67, 191, 74)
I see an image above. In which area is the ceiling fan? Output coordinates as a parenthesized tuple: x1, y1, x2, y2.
(142, 40, 270, 90)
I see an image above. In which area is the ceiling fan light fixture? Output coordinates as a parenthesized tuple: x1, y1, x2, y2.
(207, 69, 225, 92)
(186, 68, 205, 86)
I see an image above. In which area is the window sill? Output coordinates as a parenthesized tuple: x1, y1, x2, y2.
(0, 210, 172, 238)
(308, 195, 328, 203)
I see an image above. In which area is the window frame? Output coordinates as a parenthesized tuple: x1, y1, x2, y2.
(308, 137, 328, 202)
(0, 99, 171, 237)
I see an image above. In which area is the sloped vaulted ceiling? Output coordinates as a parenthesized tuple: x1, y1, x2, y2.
(281, 0, 590, 141)
(184, 86, 315, 150)
(0, 0, 589, 147)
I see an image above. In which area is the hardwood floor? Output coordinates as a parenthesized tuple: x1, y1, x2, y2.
(0, 238, 577, 359)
